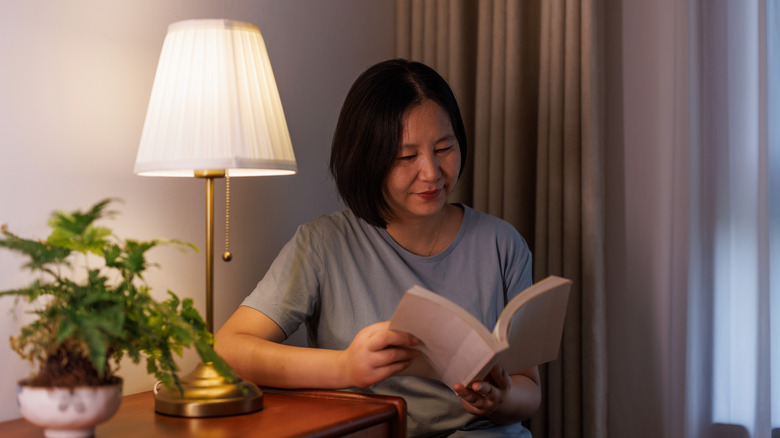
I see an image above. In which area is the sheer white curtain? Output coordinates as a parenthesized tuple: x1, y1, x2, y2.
(685, 0, 778, 437)
(608, 0, 776, 436)
(769, 1, 780, 432)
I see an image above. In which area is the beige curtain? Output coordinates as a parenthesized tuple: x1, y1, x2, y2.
(396, 1, 606, 437)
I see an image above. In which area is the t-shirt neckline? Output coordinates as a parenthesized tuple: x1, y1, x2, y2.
(375, 203, 470, 261)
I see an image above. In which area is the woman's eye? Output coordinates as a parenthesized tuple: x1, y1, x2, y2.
(435, 145, 454, 154)
(398, 155, 416, 161)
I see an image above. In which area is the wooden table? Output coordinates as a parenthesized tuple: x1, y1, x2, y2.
(0, 388, 406, 437)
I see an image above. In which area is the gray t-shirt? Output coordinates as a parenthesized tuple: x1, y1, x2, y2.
(242, 204, 533, 437)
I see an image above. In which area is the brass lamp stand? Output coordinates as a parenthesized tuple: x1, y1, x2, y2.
(134, 19, 297, 417)
(153, 171, 264, 417)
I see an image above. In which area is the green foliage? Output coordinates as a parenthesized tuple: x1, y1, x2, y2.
(0, 199, 238, 391)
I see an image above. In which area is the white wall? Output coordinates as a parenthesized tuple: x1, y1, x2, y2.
(0, 0, 393, 422)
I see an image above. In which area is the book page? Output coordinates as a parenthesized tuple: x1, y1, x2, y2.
(492, 276, 571, 372)
(389, 286, 502, 387)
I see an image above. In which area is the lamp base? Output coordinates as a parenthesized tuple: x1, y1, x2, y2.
(153, 362, 263, 417)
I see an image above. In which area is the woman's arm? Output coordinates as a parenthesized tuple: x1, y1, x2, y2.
(214, 306, 419, 389)
(453, 365, 541, 425)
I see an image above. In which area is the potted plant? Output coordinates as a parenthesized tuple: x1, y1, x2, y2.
(0, 199, 237, 437)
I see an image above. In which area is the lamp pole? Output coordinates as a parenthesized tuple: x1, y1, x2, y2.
(194, 169, 226, 334)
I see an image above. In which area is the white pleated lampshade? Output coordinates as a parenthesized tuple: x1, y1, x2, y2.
(135, 19, 297, 177)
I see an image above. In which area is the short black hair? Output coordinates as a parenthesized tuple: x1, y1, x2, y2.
(329, 59, 467, 228)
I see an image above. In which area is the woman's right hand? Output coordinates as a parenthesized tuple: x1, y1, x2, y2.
(339, 321, 419, 388)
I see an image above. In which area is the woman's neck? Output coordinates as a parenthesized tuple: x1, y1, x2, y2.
(385, 204, 463, 256)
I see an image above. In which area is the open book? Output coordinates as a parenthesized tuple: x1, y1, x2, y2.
(388, 276, 572, 388)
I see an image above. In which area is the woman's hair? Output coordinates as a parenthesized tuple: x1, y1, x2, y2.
(329, 59, 467, 228)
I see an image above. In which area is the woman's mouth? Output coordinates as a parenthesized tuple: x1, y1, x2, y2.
(417, 189, 441, 201)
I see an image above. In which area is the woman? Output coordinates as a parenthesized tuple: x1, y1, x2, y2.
(215, 59, 540, 437)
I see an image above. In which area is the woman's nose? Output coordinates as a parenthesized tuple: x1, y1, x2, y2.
(418, 152, 440, 181)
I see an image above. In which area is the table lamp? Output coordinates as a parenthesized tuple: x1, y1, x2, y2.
(134, 19, 297, 417)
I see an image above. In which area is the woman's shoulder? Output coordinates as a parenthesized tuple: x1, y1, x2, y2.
(296, 209, 374, 245)
(301, 208, 361, 233)
(460, 204, 521, 235)
(458, 204, 530, 252)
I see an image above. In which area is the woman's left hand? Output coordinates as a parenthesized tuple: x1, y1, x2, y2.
(453, 365, 512, 416)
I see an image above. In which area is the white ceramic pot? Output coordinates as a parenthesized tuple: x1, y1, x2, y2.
(16, 379, 122, 438)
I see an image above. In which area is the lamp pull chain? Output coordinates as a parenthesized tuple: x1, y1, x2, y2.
(222, 175, 232, 262)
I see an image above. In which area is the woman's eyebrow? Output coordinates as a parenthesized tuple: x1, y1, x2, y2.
(401, 134, 456, 147)
(437, 134, 456, 143)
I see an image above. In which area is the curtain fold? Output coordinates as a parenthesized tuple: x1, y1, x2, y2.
(534, 1, 606, 437)
(396, 1, 607, 437)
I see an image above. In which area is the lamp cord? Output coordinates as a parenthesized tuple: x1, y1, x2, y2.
(223, 175, 232, 262)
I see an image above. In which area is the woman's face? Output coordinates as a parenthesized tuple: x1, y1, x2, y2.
(384, 99, 461, 223)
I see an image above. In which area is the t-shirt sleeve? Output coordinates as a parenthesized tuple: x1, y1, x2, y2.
(241, 224, 323, 337)
(500, 223, 533, 305)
